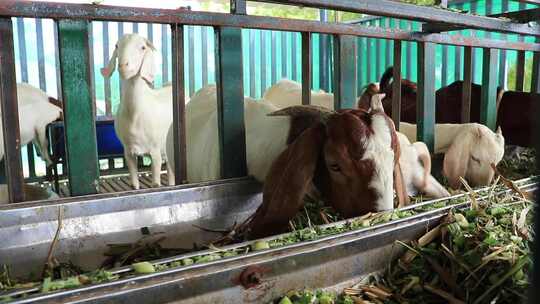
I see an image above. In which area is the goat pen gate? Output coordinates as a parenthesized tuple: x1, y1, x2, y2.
(0, 0, 539, 302)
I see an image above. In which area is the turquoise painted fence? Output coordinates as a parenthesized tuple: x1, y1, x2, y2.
(9, 0, 536, 179)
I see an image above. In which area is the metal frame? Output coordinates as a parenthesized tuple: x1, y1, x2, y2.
(0, 1, 535, 200)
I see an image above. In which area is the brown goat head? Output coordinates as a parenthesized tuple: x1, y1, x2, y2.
(246, 104, 401, 239)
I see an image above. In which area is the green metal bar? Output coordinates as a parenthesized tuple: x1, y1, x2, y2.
(480, 48, 498, 131)
(302, 32, 312, 105)
(57, 19, 99, 195)
(214, 26, 247, 179)
(0, 17, 24, 203)
(416, 41, 436, 152)
(392, 40, 402, 130)
(333, 34, 357, 109)
(171, 23, 187, 185)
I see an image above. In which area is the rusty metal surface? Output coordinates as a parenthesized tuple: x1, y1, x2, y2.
(0, 1, 539, 52)
(0, 18, 24, 203)
(301, 32, 312, 106)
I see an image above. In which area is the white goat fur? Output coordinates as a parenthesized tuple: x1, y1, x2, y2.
(166, 84, 291, 183)
(370, 94, 449, 199)
(0, 83, 62, 166)
(398, 122, 505, 188)
(101, 34, 174, 189)
(263, 79, 335, 110)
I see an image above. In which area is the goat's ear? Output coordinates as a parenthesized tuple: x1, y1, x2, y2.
(443, 135, 471, 189)
(247, 123, 326, 239)
(145, 38, 157, 51)
(101, 47, 118, 78)
(139, 47, 156, 84)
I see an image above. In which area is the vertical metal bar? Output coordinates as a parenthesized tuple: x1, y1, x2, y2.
(532, 38, 540, 94)
(481, 48, 498, 130)
(260, 30, 267, 93)
(230, 0, 246, 15)
(171, 24, 187, 185)
(333, 35, 357, 110)
(188, 26, 195, 96)
(133, 22, 138, 34)
(117, 22, 124, 96)
(375, 25, 381, 79)
(470, 1, 477, 83)
(292, 32, 298, 81)
(301, 32, 312, 106)
(357, 37, 364, 96)
(455, 45, 462, 80)
(462, 46, 473, 123)
(441, 45, 448, 86)
(214, 26, 247, 178)
(516, 50, 526, 91)
(281, 31, 287, 78)
(36, 19, 46, 92)
(319, 9, 329, 91)
(161, 24, 169, 84)
(52, 20, 64, 177)
(0, 18, 24, 203)
(405, 21, 412, 80)
(366, 38, 371, 82)
(499, 0, 509, 89)
(103, 21, 112, 116)
(17, 18, 36, 179)
(392, 40, 402, 130)
(385, 19, 391, 70)
(417, 42, 436, 151)
(249, 30, 256, 97)
(57, 19, 99, 195)
(271, 31, 277, 84)
(201, 26, 208, 87)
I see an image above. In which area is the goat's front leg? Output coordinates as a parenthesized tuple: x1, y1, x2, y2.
(165, 158, 175, 186)
(149, 150, 162, 187)
(34, 128, 53, 166)
(124, 152, 140, 190)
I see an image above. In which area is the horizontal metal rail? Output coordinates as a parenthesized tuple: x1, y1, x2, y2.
(250, 0, 540, 36)
(0, 1, 538, 52)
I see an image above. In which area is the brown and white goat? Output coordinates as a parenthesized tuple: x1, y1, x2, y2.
(167, 85, 408, 238)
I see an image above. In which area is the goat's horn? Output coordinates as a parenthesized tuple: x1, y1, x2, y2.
(267, 105, 334, 118)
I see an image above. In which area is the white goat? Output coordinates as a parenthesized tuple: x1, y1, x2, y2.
(0, 83, 62, 166)
(101, 34, 174, 189)
(370, 94, 449, 199)
(166, 84, 290, 183)
(399, 122, 505, 189)
(263, 79, 335, 110)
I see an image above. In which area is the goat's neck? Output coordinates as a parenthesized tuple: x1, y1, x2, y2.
(434, 124, 466, 152)
(120, 76, 151, 112)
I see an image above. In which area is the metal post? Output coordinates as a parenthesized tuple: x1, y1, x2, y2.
(214, 26, 247, 179)
(0, 18, 24, 203)
(230, 0, 246, 15)
(333, 35, 357, 109)
(532, 49, 540, 94)
(57, 19, 99, 195)
(481, 48, 498, 130)
(171, 24, 187, 185)
(319, 9, 329, 92)
(417, 42, 436, 151)
(301, 32, 312, 105)
(392, 40, 402, 130)
(516, 50, 526, 91)
(462, 46, 473, 123)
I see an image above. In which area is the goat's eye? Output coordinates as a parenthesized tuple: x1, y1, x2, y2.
(471, 156, 481, 164)
(329, 164, 341, 172)
(141, 45, 146, 50)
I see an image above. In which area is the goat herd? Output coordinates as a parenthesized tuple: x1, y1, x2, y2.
(0, 33, 537, 238)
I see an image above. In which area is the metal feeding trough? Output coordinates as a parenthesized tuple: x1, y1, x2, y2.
(0, 177, 537, 304)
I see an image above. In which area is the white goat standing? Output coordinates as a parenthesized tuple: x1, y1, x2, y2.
(399, 122, 505, 189)
(0, 83, 62, 166)
(101, 34, 174, 189)
(263, 79, 335, 110)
